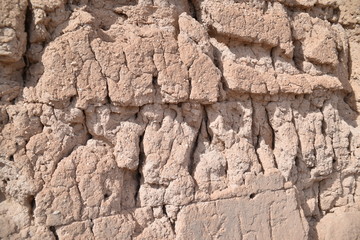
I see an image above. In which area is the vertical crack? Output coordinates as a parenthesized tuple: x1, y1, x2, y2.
(254, 134, 264, 173)
(347, 131, 352, 154)
(49, 226, 59, 240)
(224, 159, 228, 177)
(263, 1, 269, 14)
(203, 106, 213, 143)
(24, 0, 33, 51)
(250, 97, 264, 173)
(162, 205, 176, 234)
(152, 75, 160, 101)
(135, 128, 146, 206)
(292, 40, 305, 73)
(88, 38, 111, 105)
(291, 108, 303, 164)
(268, 207, 273, 240)
(317, 181, 323, 216)
(23, 1, 33, 84)
(264, 104, 275, 151)
(89, 219, 94, 235)
(188, 121, 201, 176)
(187, 0, 199, 20)
(270, 47, 278, 78)
(27, 195, 36, 219)
(320, 106, 327, 136)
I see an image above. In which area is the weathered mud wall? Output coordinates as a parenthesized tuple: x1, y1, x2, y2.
(1, 0, 360, 239)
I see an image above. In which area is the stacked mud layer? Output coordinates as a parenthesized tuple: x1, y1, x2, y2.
(1, 0, 360, 239)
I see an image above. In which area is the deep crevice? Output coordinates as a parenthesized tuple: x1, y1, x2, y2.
(264, 106, 275, 151)
(212, 48, 228, 98)
(254, 135, 264, 173)
(134, 131, 145, 206)
(90, 219, 94, 234)
(22, 1, 33, 84)
(152, 75, 160, 99)
(292, 40, 305, 73)
(224, 159, 228, 177)
(24, 1, 33, 50)
(187, 0, 198, 20)
(270, 47, 277, 78)
(291, 108, 303, 166)
(203, 106, 213, 143)
(263, 1, 269, 14)
(188, 119, 201, 177)
(295, 156, 300, 167)
(27, 195, 36, 217)
(152, 76, 158, 86)
(49, 226, 59, 240)
(104, 193, 110, 200)
(347, 132, 353, 154)
(250, 98, 265, 173)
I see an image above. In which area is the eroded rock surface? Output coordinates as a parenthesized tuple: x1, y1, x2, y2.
(1, 0, 360, 239)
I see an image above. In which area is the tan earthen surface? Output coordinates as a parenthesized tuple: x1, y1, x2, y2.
(1, 0, 360, 239)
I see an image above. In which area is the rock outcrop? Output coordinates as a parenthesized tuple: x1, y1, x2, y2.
(1, 0, 360, 239)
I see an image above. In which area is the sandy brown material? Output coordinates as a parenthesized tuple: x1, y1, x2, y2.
(1, 0, 360, 239)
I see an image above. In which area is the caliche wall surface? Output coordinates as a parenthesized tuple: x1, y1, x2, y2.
(1, 0, 360, 239)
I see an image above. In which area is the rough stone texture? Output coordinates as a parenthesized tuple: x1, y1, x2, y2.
(316, 211, 360, 240)
(0, 0, 360, 239)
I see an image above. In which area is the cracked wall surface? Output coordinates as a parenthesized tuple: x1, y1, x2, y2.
(0, 0, 360, 239)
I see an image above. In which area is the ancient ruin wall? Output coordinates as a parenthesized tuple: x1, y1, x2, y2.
(1, 0, 360, 239)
